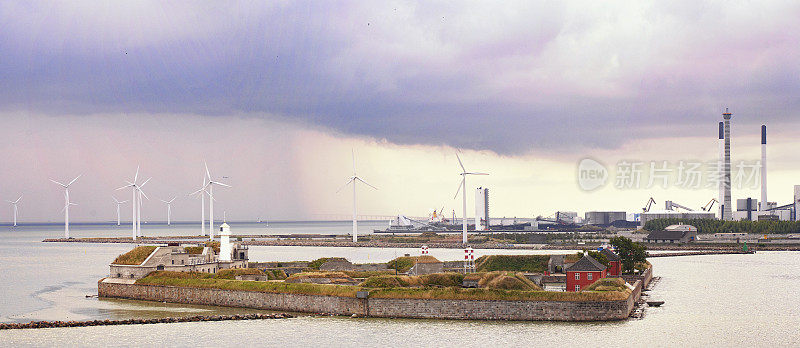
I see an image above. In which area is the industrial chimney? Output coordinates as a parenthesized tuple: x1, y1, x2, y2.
(761, 125, 767, 212)
(718, 121, 724, 219)
(722, 109, 733, 221)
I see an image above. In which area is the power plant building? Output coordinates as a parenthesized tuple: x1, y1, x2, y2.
(721, 110, 733, 220)
(474, 187, 489, 231)
(640, 210, 715, 226)
(585, 211, 626, 226)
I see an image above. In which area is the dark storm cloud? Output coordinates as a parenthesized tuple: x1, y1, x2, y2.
(1, 1, 799, 154)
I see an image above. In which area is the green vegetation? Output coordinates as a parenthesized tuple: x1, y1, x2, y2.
(206, 241, 220, 253)
(369, 287, 629, 301)
(266, 269, 288, 280)
(361, 273, 464, 288)
(469, 271, 542, 291)
(112, 246, 157, 265)
(341, 270, 395, 278)
(214, 268, 264, 280)
(386, 256, 440, 273)
(610, 236, 647, 274)
(586, 250, 609, 268)
(183, 246, 204, 254)
(137, 271, 629, 302)
(136, 271, 359, 297)
(307, 257, 347, 270)
(644, 218, 800, 234)
(285, 271, 356, 284)
(583, 278, 627, 292)
(474, 255, 550, 273)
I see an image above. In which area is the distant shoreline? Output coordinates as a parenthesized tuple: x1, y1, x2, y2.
(41, 237, 800, 251)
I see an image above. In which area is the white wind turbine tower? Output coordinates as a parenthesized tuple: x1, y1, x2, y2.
(112, 197, 128, 226)
(116, 167, 149, 239)
(50, 175, 81, 238)
(189, 178, 210, 236)
(160, 197, 176, 225)
(453, 153, 488, 244)
(204, 162, 230, 240)
(136, 178, 151, 237)
(337, 150, 377, 243)
(6, 195, 22, 227)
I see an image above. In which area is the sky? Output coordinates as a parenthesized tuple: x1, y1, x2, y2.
(0, 1, 798, 223)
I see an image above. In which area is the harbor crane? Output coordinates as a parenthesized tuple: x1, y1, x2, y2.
(701, 198, 719, 212)
(665, 200, 694, 211)
(642, 197, 656, 212)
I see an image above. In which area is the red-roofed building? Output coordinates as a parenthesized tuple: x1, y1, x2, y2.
(600, 248, 622, 277)
(565, 254, 607, 292)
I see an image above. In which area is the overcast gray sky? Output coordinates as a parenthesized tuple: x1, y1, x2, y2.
(1, 1, 798, 223)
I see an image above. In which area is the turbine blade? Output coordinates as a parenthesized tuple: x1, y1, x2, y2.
(138, 188, 149, 201)
(211, 181, 231, 188)
(453, 178, 464, 199)
(355, 177, 378, 190)
(67, 174, 82, 187)
(169, 197, 176, 203)
(189, 187, 204, 196)
(16, 195, 22, 203)
(352, 148, 356, 175)
(134, 165, 139, 183)
(140, 177, 152, 188)
(336, 178, 355, 193)
(465, 172, 489, 175)
(455, 153, 465, 172)
(204, 161, 211, 180)
(116, 184, 133, 191)
(50, 179, 67, 187)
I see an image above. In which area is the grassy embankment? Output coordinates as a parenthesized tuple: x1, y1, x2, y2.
(136, 270, 630, 302)
(112, 246, 157, 265)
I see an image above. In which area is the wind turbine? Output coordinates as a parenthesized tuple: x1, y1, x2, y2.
(50, 175, 81, 238)
(204, 162, 230, 240)
(337, 150, 377, 243)
(112, 196, 128, 226)
(136, 178, 151, 237)
(116, 166, 149, 239)
(159, 197, 176, 225)
(6, 195, 22, 227)
(453, 153, 488, 244)
(189, 178, 209, 236)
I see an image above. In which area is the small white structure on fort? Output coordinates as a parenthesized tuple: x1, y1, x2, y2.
(219, 222, 232, 262)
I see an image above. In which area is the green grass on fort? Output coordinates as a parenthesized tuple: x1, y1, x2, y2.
(137, 271, 630, 301)
(112, 246, 157, 265)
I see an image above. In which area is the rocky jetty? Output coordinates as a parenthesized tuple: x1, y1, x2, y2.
(0, 313, 292, 330)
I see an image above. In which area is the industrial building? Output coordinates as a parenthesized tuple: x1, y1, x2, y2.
(585, 211, 626, 226)
(640, 210, 715, 225)
(474, 187, 489, 231)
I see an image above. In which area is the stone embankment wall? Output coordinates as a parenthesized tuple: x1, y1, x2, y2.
(99, 280, 641, 321)
(622, 267, 653, 288)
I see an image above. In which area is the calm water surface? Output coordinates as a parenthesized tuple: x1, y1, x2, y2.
(1, 223, 798, 347)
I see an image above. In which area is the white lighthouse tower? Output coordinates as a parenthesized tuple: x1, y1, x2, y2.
(219, 222, 232, 262)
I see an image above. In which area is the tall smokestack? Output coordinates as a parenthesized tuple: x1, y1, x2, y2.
(718, 121, 724, 219)
(722, 109, 733, 221)
(761, 125, 767, 212)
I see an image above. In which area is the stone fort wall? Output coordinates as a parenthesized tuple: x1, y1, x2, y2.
(99, 279, 641, 321)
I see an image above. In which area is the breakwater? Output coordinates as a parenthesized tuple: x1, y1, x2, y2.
(647, 250, 755, 257)
(44, 237, 800, 251)
(99, 279, 642, 321)
(0, 313, 291, 330)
